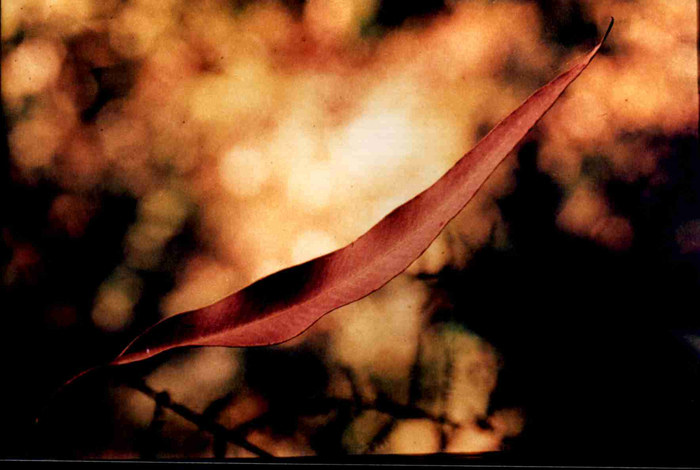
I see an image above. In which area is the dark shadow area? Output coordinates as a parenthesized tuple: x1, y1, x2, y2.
(375, 0, 449, 28)
(426, 137, 700, 466)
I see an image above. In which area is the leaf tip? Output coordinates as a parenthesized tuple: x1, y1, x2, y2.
(603, 17, 614, 43)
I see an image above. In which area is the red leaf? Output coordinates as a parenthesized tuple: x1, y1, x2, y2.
(82, 21, 614, 376)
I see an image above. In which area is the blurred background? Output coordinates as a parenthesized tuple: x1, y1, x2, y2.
(1, 0, 699, 462)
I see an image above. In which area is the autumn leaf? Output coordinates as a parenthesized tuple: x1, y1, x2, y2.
(73, 20, 613, 378)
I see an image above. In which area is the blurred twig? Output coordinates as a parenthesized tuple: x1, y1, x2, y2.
(120, 355, 460, 458)
(365, 418, 396, 453)
(124, 377, 274, 458)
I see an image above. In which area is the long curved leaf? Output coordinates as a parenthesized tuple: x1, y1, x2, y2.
(102, 20, 613, 368)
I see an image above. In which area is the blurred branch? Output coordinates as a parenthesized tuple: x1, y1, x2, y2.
(121, 357, 460, 458)
(124, 377, 274, 458)
(338, 364, 459, 428)
(354, 396, 459, 429)
(365, 418, 396, 453)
